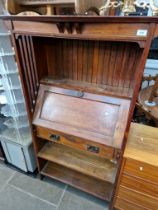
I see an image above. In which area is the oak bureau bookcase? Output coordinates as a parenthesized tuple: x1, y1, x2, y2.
(2, 15, 158, 208)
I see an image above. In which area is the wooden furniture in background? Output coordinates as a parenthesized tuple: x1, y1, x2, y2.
(137, 74, 158, 124)
(114, 123, 158, 210)
(6, 0, 115, 16)
(6, 0, 75, 15)
(2, 16, 158, 208)
(6, 0, 46, 15)
(148, 75, 158, 102)
(75, 0, 107, 14)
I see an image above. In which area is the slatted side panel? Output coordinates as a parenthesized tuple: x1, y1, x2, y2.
(16, 35, 39, 113)
(46, 39, 142, 89)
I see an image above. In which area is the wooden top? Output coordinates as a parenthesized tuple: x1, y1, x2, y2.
(33, 84, 131, 149)
(2, 15, 158, 23)
(124, 123, 158, 167)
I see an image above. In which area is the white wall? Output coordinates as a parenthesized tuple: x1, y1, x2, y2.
(0, 0, 5, 15)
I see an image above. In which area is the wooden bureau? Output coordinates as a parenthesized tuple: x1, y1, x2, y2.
(2, 16, 158, 208)
(114, 123, 158, 210)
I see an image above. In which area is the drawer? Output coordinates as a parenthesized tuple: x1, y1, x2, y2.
(115, 197, 148, 210)
(36, 126, 115, 159)
(124, 158, 158, 184)
(117, 186, 158, 210)
(120, 174, 158, 199)
(13, 21, 149, 42)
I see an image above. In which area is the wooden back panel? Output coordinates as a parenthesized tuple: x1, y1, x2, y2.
(33, 37, 143, 89)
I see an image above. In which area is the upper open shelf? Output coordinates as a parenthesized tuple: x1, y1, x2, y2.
(32, 37, 142, 99)
(15, 33, 144, 112)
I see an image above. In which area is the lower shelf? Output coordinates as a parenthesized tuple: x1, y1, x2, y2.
(41, 161, 114, 201)
(38, 142, 117, 183)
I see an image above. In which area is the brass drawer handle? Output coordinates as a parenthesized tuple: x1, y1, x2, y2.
(87, 145, 99, 153)
(139, 166, 143, 171)
(49, 134, 60, 142)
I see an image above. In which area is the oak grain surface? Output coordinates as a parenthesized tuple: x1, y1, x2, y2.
(124, 123, 158, 167)
(6, 16, 156, 206)
(38, 142, 117, 183)
(36, 126, 115, 159)
(41, 161, 114, 201)
(117, 186, 158, 210)
(33, 84, 130, 149)
(114, 123, 158, 210)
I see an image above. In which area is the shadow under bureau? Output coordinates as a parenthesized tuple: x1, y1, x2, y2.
(2, 16, 158, 207)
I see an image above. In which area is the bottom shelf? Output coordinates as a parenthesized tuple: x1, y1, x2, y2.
(41, 161, 114, 201)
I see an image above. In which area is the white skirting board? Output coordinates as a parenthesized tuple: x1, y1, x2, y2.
(0, 139, 37, 172)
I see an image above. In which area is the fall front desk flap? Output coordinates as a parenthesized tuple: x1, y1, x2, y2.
(33, 84, 131, 150)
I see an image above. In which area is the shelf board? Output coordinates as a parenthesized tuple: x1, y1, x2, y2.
(38, 143, 117, 183)
(41, 77, 133, 99)
(41, 161, 113, 201)
(19, 0, 75, 6)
